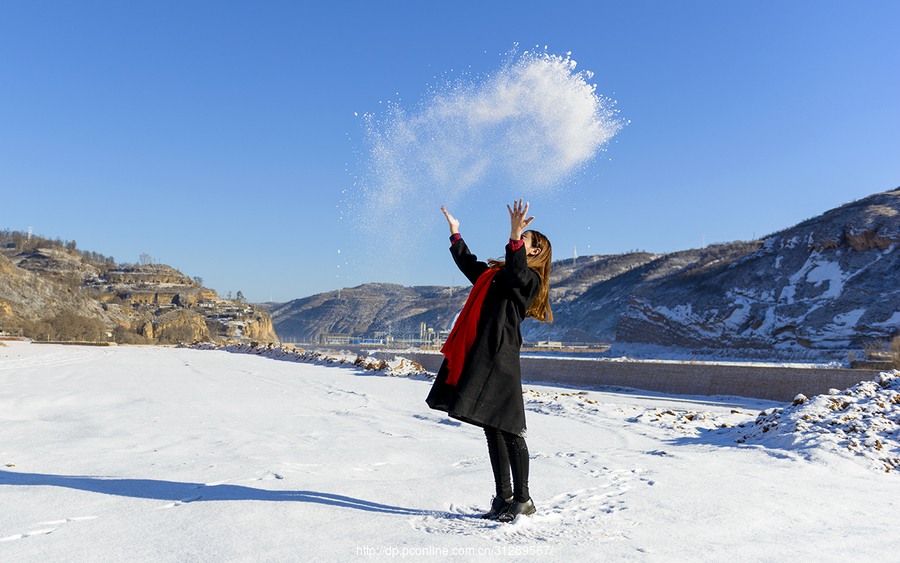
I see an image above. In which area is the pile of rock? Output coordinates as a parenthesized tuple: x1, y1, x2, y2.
(181, 340, 431, 378)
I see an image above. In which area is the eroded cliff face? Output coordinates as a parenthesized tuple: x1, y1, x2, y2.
(240, 311, 278, 342)
(616, 188, 900, 350)
(139, 310, 210, 343)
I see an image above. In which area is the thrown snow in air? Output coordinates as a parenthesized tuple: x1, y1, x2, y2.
(350, 48, 624, 268)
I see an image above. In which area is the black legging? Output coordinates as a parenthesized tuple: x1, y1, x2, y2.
(484, 426, 530, 502)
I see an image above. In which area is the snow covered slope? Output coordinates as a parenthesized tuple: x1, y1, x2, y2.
(617, 187, 900, 351)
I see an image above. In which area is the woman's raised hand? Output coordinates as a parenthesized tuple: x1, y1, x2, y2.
(508, 199, 534, 241)
(441, 205, 460, 235)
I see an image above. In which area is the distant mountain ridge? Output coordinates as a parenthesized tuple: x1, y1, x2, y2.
(266, 239, 764, 344)
(268, 187, 900, 353)
(265, 283, 468, 343)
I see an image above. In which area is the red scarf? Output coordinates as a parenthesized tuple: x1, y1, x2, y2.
(441, 268, 498, 386)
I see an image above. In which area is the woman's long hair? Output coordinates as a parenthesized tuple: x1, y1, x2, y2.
(488, 230, 553, 323)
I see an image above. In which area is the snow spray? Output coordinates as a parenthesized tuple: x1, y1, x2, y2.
(348, 47, 625, 277)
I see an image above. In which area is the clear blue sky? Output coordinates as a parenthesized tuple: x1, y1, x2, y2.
(2, 1, 898, 303)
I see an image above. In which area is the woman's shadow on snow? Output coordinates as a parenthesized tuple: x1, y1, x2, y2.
(0, 470, 433, 516)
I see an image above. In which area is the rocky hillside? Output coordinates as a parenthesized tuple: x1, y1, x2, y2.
(0, 234, 277, 343)
(0, 251, 111, 323)
(521, 242, 763, 342)
(616, 187, 900, 351)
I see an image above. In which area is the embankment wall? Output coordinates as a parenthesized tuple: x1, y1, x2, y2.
(375, 351, 884, 403)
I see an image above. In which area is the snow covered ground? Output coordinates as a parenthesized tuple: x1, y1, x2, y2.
(1, 341, 898, 562)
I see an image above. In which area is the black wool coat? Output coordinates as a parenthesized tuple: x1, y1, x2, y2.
(425, 237, 541, 437)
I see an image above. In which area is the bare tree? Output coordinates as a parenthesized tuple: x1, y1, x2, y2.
(48, 311, 105, 341)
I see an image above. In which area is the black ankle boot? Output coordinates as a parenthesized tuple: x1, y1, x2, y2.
(498, 498, 536, 522)
(480, 496, 513, 519)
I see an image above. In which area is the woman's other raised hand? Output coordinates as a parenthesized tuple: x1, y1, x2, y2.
(508, 199, 535, 241)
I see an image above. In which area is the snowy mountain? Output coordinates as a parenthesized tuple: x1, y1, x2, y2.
(616, 187, 900, 350)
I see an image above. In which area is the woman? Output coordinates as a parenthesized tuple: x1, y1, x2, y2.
(426, 199, 553, 522)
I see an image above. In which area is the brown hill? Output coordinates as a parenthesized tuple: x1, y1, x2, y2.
(0, 233, 276, 344)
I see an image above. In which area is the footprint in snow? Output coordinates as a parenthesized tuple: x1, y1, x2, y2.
(409, 485, 636, 544)
(0, 516, 98, 542)
(157, 495, 203, 509)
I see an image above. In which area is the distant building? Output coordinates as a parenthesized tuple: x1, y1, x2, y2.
(319, 333, 353, 345)
(374, 331, 395, 344)
(353, 338, 385, 345)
